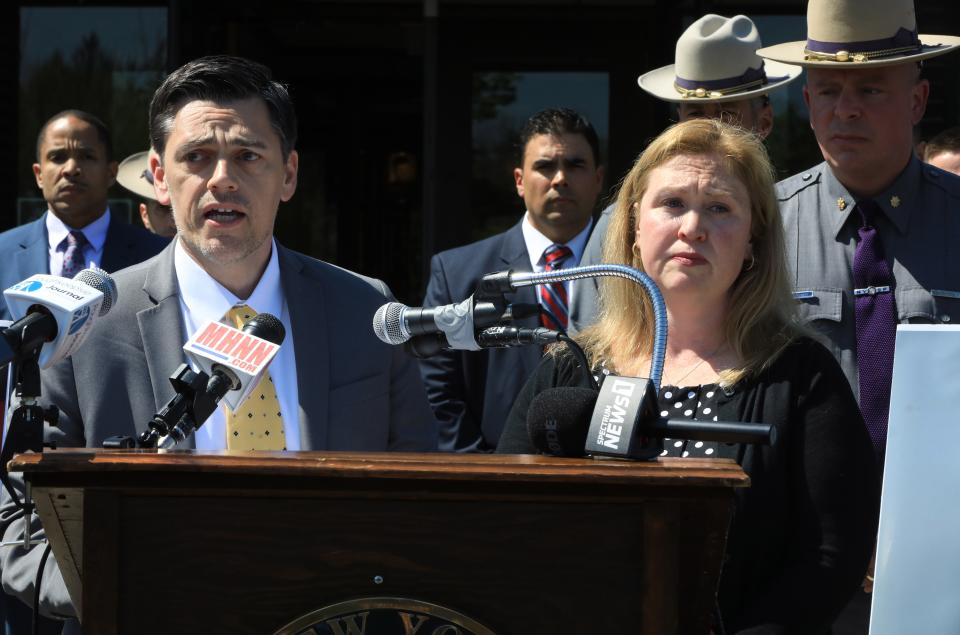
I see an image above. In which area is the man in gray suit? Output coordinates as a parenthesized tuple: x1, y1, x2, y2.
(0, 55, 437, 629)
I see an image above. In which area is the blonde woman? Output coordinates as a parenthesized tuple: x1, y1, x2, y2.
(498, 119, 877, 634)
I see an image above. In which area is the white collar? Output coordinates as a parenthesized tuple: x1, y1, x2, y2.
(45, 208, 111, 253)
(173, 238, 284, 324)
(521, 212, 593, 270)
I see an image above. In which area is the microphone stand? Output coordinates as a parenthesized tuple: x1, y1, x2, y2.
(0, 352, 58, 550)
(476, 264, 668, 389)
(118, 364, 220, 450)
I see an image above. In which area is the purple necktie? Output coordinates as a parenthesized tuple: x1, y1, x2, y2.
(539, 244, 572, 331)
(853, 199, 897, 456)
(60, 230, 89, 279)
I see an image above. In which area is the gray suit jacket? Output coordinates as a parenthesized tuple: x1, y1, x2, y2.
(0, 240, 437, 625)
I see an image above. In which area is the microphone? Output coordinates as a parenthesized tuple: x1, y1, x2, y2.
(148, 313, 287, 448)
(373, 298, 528, 351)
(1, 268, 118, 369)
(527, 387, 596, 456)
(181, 313, 286, 412)
(526, 385, 776, 458)
(402, 326, 561, 359)
(476, 326, 561, 348)
(373, 297, 479, 350)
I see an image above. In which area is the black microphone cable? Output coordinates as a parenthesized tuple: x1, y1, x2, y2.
(556, 333, 598, 391)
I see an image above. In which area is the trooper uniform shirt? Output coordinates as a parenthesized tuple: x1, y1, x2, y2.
(776, 155, 960, 396)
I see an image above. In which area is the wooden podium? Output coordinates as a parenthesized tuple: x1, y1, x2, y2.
(10, 450, 748, 634)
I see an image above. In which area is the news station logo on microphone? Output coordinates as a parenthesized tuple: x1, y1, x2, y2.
(3, 269, 116, 368)
(68, 305, 91, 334)
(183, 320, 281, 411)
(585, 376, 662, 460)
(10, 280, 42, 294)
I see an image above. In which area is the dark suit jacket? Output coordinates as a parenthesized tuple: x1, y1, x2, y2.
(0, 240, 438, 624)
(0, 211, 170, 320)
(419, 220, 544, 452)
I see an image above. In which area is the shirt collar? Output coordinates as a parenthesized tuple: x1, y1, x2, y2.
(46, 208, 111, 253)
(823, 156, 918, 238)
(174, 237, 284, 325)
(521, 212, 594, 269)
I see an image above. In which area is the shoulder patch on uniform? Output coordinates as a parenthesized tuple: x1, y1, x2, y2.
(776, 168, 822, 202)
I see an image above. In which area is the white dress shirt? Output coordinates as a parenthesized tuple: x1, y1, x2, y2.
(46, 209, 111, 276)
(173, 239, 301, 450)
(520, 212, 593, 310)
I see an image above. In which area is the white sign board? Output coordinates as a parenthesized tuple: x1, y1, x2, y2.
(871, 325, 960, 634)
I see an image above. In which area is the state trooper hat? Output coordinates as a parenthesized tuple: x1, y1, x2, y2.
(638, 14, 801, 104)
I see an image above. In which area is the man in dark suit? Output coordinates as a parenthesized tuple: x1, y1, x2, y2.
(0, 55, 437, 631)
(0, 110, 169, 320)
(419, 108, 603, 451)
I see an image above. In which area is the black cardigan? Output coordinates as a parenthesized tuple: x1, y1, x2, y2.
(497, 337, 879, 635)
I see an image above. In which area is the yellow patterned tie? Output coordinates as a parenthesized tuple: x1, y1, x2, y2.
(223, 305, 286, 450)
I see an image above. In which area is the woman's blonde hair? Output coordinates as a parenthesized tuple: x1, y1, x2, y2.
(578, 118, 801, 385)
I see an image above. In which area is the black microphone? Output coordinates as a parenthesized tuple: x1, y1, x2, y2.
(527, 387, 596, 456)
(203, 313, 286, 404)
(373, 298, 521, 347)
(402, 326, 562, 359)
(526, 386, 776, 458)
(159, 313, 286, 448)
(476, 326, 561, 348)
(138, 313, 286, 448)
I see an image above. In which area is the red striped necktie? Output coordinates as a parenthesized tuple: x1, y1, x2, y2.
(539, 244, 573, 331)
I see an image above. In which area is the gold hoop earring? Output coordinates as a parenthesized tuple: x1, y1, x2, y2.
(743, 254, 756, 271)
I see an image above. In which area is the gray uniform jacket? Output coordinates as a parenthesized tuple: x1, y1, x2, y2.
(0, 240, 438, 627)
(777, 156, 960, 395)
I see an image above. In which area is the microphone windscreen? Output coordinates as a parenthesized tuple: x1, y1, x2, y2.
(526, 387, 598, 457)
(373, 302, 408, 345)
(75, 267, 118, 316)
(242, 313, 285, 345)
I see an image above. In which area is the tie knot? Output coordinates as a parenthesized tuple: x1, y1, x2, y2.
(225, 304, 257, 328)
(855, 199, 881, 227)
(61, 230, 88, 251)
(543, 244, 572, 269)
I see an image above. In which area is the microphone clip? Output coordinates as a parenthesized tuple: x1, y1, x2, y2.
(134, 364, 217, 449)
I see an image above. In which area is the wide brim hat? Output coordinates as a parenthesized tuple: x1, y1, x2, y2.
(757, 0, 960, 68)
(116, 150, 158, 201)
(638, 14, 802, 104)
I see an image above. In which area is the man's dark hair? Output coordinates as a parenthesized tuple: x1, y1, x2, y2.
(149, 55, 298, 160)
(924, 126, 960, 162)
(517, 107, 601, 167)
(36, 109, 113, 162)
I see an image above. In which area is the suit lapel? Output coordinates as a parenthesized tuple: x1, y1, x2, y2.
(498, 221, 543, 374)
(278, 245, 330, 450)
(135, 244, 191, 444)
(11, 217, 51, 279)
